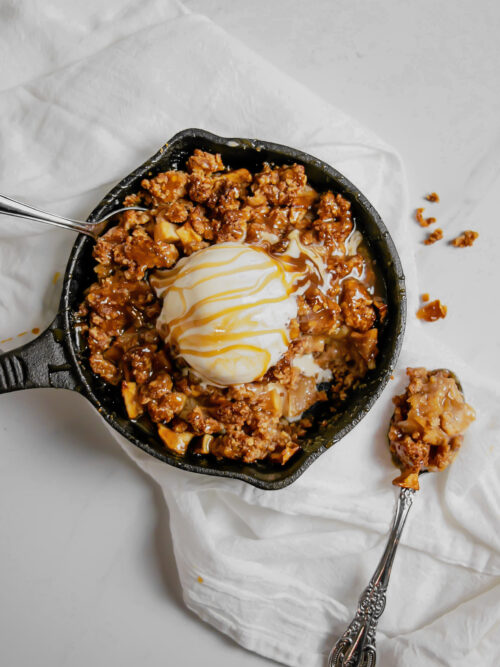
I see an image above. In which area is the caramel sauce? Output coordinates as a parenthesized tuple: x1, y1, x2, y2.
(168, 276, 290, 336)
(355, 242, 378, 291)
(152, 237, 333, 382)
(151, 216, 381, 386)
(151, 248, 251, 290)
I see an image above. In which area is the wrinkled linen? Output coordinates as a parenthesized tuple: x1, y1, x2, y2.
(0, 2, 498, 665)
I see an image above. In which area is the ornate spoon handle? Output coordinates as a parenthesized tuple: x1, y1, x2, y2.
(328, 487, 416, 667)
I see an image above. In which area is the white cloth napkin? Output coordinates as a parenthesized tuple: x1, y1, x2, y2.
(1, 2, 499, 666)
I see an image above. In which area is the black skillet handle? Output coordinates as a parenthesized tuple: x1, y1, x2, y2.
(0, 312, 78, 394)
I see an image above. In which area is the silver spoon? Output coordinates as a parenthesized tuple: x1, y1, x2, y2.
(328, 483, 418, 667)
(328, 370, 464, 667)
(0, 193, 147, 239)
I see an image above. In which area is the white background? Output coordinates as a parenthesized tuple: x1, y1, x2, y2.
(1, 1, 499, 665)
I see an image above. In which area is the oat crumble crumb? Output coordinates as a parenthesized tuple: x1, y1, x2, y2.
(424, 228, 443, 245)
(415, 208, 436, 228)
(451, 230, 479, 248)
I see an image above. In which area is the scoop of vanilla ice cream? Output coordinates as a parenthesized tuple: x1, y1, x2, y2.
(152, 243, 300, 385)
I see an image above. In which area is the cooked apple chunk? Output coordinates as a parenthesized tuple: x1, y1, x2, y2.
(157, 424, 194, 455)
(121, 381, 143, 419)
(154, 220, 180, 243)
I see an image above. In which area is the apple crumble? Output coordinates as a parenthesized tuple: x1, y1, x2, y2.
(389, 368, 475, 490)
(78, 150, 386, 465)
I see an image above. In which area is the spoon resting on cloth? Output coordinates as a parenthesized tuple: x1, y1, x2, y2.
(328, 368, 476, 667)
(0, 193, 147, 239)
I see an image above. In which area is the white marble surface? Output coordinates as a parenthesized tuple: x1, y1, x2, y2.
(1, 1, 499, 665)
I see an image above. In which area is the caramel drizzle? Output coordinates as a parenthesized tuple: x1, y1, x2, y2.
(170, 292, 292, 347)
(151, 247, 256, 291)
(164, 262, 282, 338)
(153, 241, 329, 382)
(168, 266, 289, 338)
(181, 343, 271, 363)
(180, 331, 289, 353)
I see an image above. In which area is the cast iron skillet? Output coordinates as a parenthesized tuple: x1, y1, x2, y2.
(0, 129, 406, 489)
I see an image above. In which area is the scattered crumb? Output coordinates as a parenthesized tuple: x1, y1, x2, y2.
(52, 271, 61, 285)
(424, 228, 443, 245)
(451, 230, 479, 248)
(425, 192, 440, 202)
(417, 300, 447, 322)
(422, 293, 430, 302)
(0, 337, 13, 344)
(197, 576, 204, 584)
(32, 327, 40, 335)
(17, 331, 28, 337)
(390, 374, 395, 380)
(415, 208, 436, 227)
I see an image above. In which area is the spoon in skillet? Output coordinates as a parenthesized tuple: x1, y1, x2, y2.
(0, 193, 147, 239)
(328, 367, 476, 667)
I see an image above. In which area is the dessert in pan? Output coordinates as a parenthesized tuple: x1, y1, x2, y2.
(0, 129, 406, 488)
(77, 149, 388, 465)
